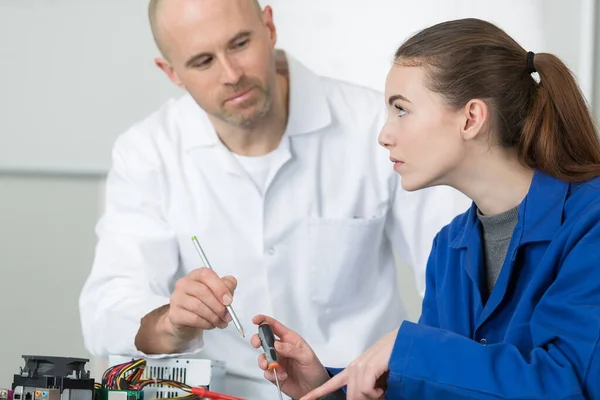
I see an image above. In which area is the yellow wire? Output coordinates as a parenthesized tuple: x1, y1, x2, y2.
(117, 359, 146, 390)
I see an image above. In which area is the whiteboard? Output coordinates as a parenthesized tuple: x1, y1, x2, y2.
(0, 0, 595, 174)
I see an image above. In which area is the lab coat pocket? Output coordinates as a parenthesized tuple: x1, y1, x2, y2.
(308, 214, 386, 307)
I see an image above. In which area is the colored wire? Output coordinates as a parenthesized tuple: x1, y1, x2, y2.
(100, 360, 206, 400)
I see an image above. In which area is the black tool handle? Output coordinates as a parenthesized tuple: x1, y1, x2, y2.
(258, 323, 279, 367)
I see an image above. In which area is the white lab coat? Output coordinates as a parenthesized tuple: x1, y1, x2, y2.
(79, 54, 471, 399)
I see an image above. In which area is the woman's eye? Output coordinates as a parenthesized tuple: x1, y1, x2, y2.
(394, 104, 407, 117)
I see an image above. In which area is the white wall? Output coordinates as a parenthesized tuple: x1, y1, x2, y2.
(1, 0, 596, 173)
(0, 0, 598, 390)
(0, 1, 181, 174)
(0, 174, 104, 388)
(542, 0, 596, 107)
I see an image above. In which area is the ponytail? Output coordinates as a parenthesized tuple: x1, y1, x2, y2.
(519, 53, 600, 182)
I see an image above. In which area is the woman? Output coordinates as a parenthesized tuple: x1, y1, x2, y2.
(250, 17, 600, 400)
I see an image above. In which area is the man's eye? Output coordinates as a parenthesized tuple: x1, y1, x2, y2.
(195, 58, 212, 68)
(234, 39, 249, 49)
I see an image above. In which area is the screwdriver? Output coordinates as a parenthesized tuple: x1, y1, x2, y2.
(258, 323, 284, 400)
(191, 236, 245, 338)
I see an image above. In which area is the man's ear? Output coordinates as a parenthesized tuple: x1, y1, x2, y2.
(262, 6, 277, 48)
(461, 99, 489, 141)
(155, 58, 185, 89)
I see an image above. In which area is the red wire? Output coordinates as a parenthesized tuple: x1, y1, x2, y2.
(108, 362, 130, 388)
(191, 387, 245, 400)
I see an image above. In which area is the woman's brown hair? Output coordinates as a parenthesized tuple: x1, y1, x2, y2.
(395, 18, 600, 182)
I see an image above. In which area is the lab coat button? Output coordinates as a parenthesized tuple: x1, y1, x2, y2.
(480, 338, 488, 346)
(267, 247, 276, 255)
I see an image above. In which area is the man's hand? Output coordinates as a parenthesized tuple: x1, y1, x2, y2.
(135, 268, 237, 354)
(250, 314, 330, 400)
(166, 267, 237, 338)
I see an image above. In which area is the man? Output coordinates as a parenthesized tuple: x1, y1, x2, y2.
(79, 0, 470, 398)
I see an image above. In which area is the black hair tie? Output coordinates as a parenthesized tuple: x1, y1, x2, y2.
(526, 51, 536, 74)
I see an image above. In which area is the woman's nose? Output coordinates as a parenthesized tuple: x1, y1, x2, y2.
(378, 123, 395, 149)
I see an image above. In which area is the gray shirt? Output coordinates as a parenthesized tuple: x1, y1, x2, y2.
(477, 205, 520, 302)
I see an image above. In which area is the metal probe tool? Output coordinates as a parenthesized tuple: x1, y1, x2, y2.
(191, 236, 245, 338)
(259, 323, 284, 400)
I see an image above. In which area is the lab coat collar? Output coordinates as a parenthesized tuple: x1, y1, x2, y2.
(177, 50, 332, 151)
(450, 170, 569, 249)
(283, 51, 332, 136)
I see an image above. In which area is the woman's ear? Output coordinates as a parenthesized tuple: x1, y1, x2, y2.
(461, 99, 489, 141)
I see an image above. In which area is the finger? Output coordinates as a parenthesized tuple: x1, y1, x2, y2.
(353, 366, 381, 400)
(273, 368, 288, 381)
(360, 371, 384, 400)
(263, 368, 290, 385)
(274, 336, 320, 366)
(250, 334, 262, 349)
(196, 298, 229, 329)
(348, 364, 359, 400)
(263, 368, 276, 384)
(198, 295, 230, 327)
(300, 370, 348, 400)
(221, 275, 238, 292)
(189, 268, 235, 306)
(171, 288, 228, 329)
(252, 314, 298, 342)
(180, 279, 229, 322)
(253, 315, 319, 365)
(273, 340, 296, 357)
(257, 353, 289, 381)
(175, 293, 228, 328)
(252, 314, 273, 325)
(361, 388, 384, 400)
(257, 353, 269, 371)
(169, 306, 215, 330)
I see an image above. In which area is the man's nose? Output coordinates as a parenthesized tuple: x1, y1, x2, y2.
(220, 56, 243, 86)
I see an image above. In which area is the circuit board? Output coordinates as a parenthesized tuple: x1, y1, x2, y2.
(95, 389, 143, 400)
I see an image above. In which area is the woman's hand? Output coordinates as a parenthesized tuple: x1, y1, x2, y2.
(250, 314, 331, 400)
(300, 328, 399, 400)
